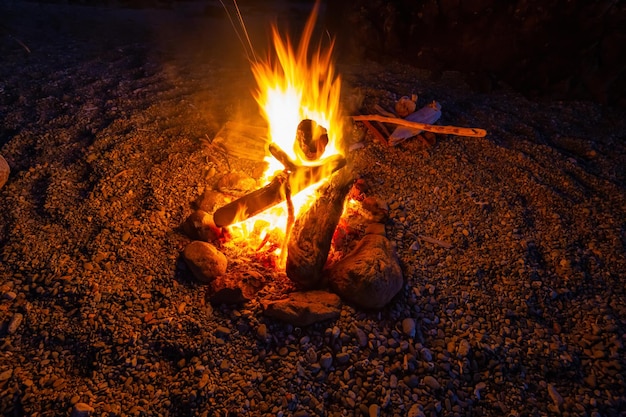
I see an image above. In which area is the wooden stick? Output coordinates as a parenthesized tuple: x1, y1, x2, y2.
(352, 115, 487, 138)
(373, 104, 396, 118)
(360, 120, 388, 146)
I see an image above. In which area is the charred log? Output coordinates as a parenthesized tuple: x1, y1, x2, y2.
(286, 167, 354, 290)
(213, 154, 346, 228)
(295, 119, 329, 161)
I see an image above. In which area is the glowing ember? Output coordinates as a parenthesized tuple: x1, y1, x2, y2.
(224, 2, 345, 264)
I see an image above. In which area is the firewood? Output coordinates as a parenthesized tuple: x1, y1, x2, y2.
(286, 168, 354, 289)
(213, 155, 346, 227)
(352, 114, 487, 138)
(360, 120, 388, 146)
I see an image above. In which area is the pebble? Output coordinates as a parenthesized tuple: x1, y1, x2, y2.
(215, 326, 231, 336)
(474, 382, 486, 399)
(401, 318, 416, 338)
(422, 375, 441, 390)
(71, 403, 95, 417)
(7, 313, 23, 334)
(457, 339, 470, 358)
(2, 291, 17, 301)
(548, 384, 564, 407)
(256, 323, 268, 340)
(407, 404, 425, 417)
(368, 403, 381, 417)
(0, 369, 13, 382)
(355, 328, 368, 347)
(319, 353, 333, 369)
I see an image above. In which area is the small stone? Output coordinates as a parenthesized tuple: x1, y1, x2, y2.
(215, 326, 231, 336)
(71, 403, 95, 417)
(389, 374, 398, 388)
(457, 339, 471, 358)
(395, 96, 416, 118)
(420, 348, 433, 362)
(548, 384, 564, 407)
(422, 375, 441, 390)
(195, 189, 230, 212)
(355, 328, 368, 347)
(0, 154, 9, 190)
(401, 318, 416, 338)
(183, 241, 228, 283)
(336, 352, 350, 364)
(0, 368, 13, 381)
(2, 291, 17, 301)
(208, 273, 264, 305)
(305, 347, 318, 364)
(182, 210, 221, 242)
(407, 404, 425, 417)
(474, 382, 486, 400)
(368, 403, 381, 417)
(405, 374, 419, 388)
(319, 353, 333, 369)
(362, 197, 389, 223)
(198, 373, 210, 389)
(256, 324, 268, 341)
(7, 313, 23, 334)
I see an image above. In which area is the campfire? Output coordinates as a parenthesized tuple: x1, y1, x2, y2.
(182, 1, 487, 313)
(214, 1, 350, 273)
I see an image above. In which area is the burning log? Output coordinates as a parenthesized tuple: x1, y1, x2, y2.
(295, 119, 329, 161)
(286, 167, 354, 289)
(213, 152, 346, 228)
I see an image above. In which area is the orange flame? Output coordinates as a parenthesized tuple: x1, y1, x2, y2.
(225, 2, 344, 263)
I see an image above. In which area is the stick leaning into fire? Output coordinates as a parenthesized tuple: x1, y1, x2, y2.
(213, 120, 346, 229)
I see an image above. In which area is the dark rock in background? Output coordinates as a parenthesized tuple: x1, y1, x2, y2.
(326, 0, 626, 105)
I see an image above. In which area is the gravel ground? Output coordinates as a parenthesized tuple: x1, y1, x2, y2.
(1, 2, 626, 417)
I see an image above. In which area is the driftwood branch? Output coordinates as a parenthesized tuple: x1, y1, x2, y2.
(352, 115, 487, 138)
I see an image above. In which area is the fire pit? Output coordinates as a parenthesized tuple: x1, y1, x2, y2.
(179, 1, 405, 313)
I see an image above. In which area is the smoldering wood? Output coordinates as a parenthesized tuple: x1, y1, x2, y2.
(286, 167, 354, 290)
(295, 119, 328, 161)
(213, 154, 347, 228)
(213, 173, 287, 228)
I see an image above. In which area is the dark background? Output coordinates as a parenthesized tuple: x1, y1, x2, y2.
(325, 0, 626, 106)
(3, 0, 625, 104)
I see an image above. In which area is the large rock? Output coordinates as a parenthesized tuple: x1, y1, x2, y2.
(182, 210, 222, 242)
(262, 291, 342, 326)
(327, 234, 403, 309)
(182, 241, 227, 283)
